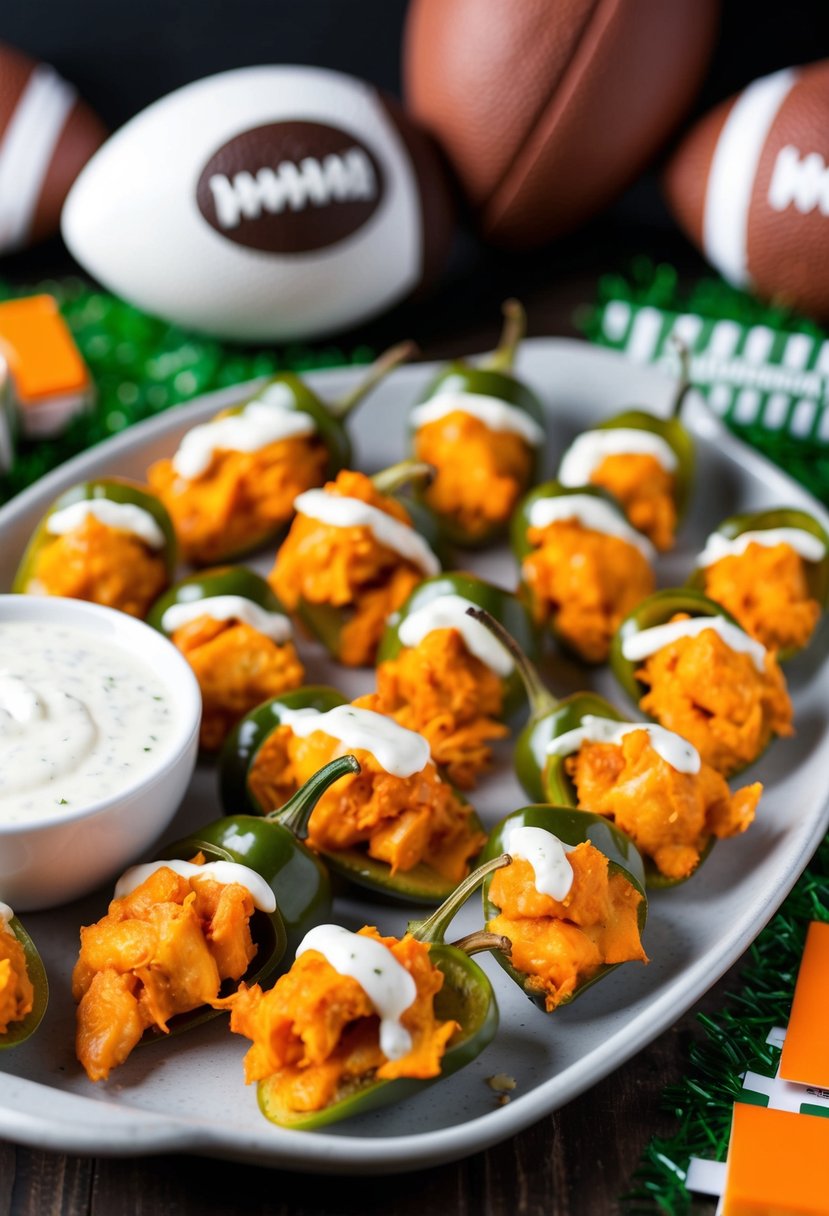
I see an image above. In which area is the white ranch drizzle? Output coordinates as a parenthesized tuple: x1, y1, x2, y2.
(161, 595, 293, 642)
(545, 713, 701, 774)
(558, 427, 678, 486)
(114, 858, 276, 913)
(502, 824, 575, 901)
(0, 902, 13, 929)
(397, 593, 514, 676)
(172, 388, 317, 480)
(696, 527, 827, 569)
(297, 924, 417, 1060)
(0, 622, 174, 825)
(621, 615, 767, 673)
(293, 490, 440, 576)
(410, 391, 545, 446)
(46, 499, 166, 550)
(279, 704, 431, 778)
(526, 493, 655, 560)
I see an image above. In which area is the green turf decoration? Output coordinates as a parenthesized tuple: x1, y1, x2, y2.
(583, 258, 829, 505)
(621, 815, 829, 1213)
(0, 277, 374, 507)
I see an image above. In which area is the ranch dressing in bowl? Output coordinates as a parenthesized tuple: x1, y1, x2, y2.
(0, 621, 174, 825)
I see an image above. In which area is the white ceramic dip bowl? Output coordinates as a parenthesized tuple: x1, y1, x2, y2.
(0, 595, 201, 910)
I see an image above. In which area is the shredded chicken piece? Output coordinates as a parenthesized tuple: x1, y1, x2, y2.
(73, 866, 257, 1081)
(357, 628, 508, 789)
(0, 924, 34, 1036)
(703, 542, 821, 653)
(487, 843, 646, 1012)
(228, 928, 458, 1115)
(521, 520, 655, 663)
(634, 614, 794, 776)
(148, 432, 329, 565)
(29, 514, 168, 617)
(248, 725, 485, 883)
(587, 452, 677, 552)
(565, 730, 762, 880)
(171, 615, 304, 751)
(269, 469, 426, 667)
(414, 412, 533, 540)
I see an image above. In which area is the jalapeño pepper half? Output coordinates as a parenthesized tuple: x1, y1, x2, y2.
(688, 507, 829, 660)
(252, 854, 510, 1130)
(479, 807, 647, 1011)
(271, 459, 442, 666)
(409, 300, 546, 547)
(219, 686, 486, 905)
(165, 755, 358, 957)
(377, 571, 541, 722)
(13, 478, 177, 615)
(511, 479, 656, 664)
(147, 565, 303, 753)
(465, 606, 624, 802)
(557, 344, 694, 550)
(0, 912, 48, 1049)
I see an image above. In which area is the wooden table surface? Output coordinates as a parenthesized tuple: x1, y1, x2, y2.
(1, 224, 740, 1215)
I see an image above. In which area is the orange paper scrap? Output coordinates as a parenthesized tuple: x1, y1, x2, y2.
(723, 1102, 829, 1215)
(780, 921, 829, 1090)
(0, 294, 93, 438)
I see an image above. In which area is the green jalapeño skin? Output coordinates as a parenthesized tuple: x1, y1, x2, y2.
(0, 913, 48, 1049)
(147, 565, 289, 638)
(254, 854, 511, 1130)
(687, 507, 829, 661)
(219, 686, 486, 906)
(377, 571, 541, 722)
(480, 807, 647, 1011)
(409, 299, 547, 548)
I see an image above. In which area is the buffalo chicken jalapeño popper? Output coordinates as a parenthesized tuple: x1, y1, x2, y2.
(14, 479, 176, 618)
(220, 690, 486, 903)
(0, 903, 47, 1049)
(368, 573, 540, 789)
(270, 461, 441, 667)
(481, 809, 647, 1011)
(226, 855, 510, 1129)
(409, 300, 546, 546)
(147, 342, 414, 566)
(556, 345, 694, 552)
(513, 482, 656, 664)
(689, 508, 829, 658)
(612, 591, 794, 778)
(148, 566, 304, 751)
(469, 607, 762, 885)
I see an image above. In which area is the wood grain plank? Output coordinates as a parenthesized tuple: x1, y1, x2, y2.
(0, 1150, 91, 1216)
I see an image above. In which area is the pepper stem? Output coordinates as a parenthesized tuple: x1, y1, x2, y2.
(450, 931, 511, 958)
(465, 606, 557, 720)
(269, 755, 360, 839)
(485, 299, 526, 373)
(331, 341, 419, 419)
(408, 854, 511, 945)
(669, 336, 693, 419)
(371, 459, 435, 496)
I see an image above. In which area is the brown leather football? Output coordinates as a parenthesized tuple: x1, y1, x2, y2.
(664, 61, 829, 321)
(404, 0, 719, 250)
(0, 41, 106, 254)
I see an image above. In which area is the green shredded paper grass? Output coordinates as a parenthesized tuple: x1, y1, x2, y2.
(0, 277, 373, 507)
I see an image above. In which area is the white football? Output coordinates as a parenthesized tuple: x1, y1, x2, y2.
(61, 66, 454, 342)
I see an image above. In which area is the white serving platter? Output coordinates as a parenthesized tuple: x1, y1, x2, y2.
(0, 337, 827, 1173)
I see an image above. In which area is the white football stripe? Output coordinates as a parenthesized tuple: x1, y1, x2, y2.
(0, 64, 76, 251)
(703, 67, 797, 288)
